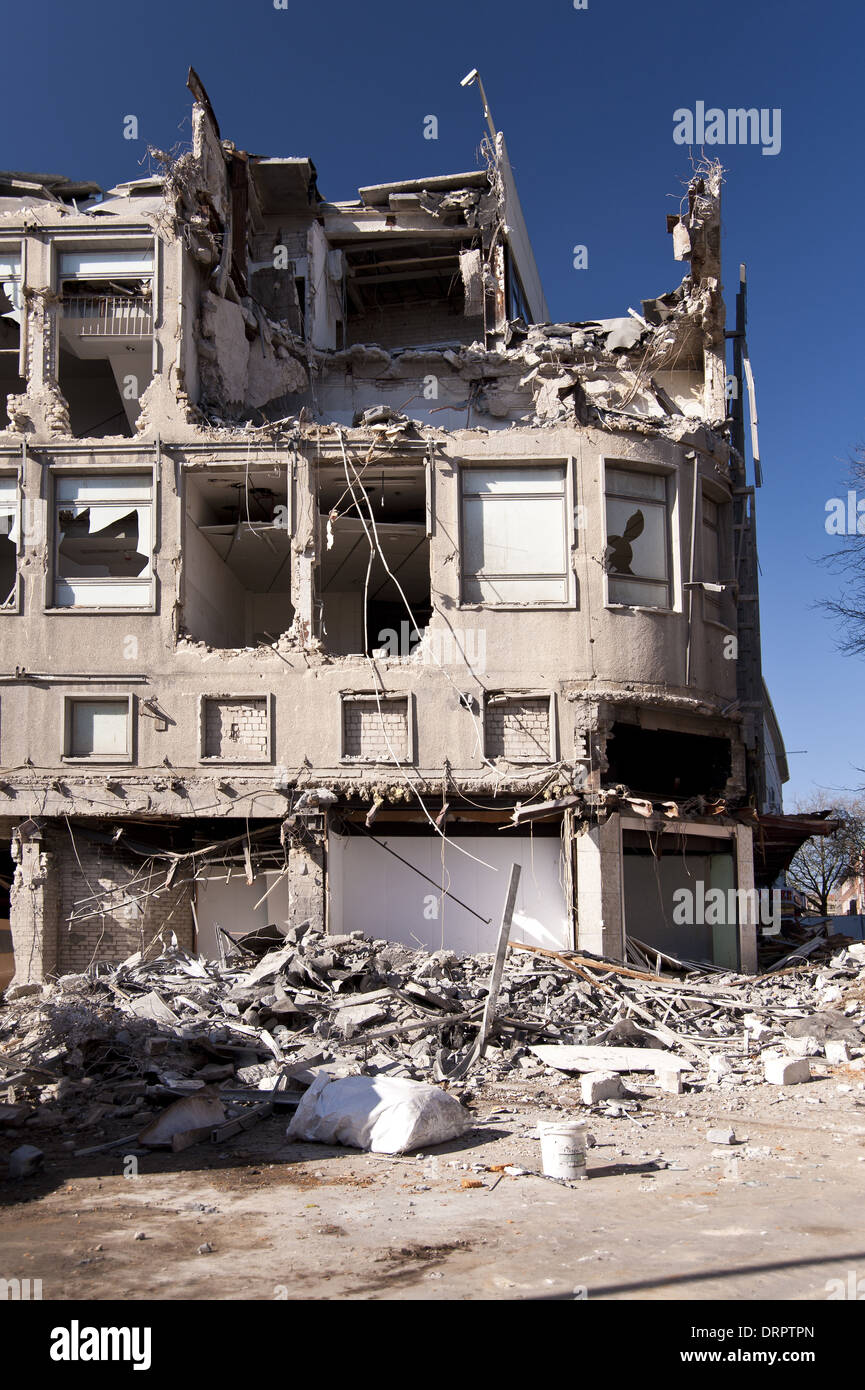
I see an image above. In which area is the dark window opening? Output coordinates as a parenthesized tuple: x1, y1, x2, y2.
(605, 723, 732, 798)
(340, 238, 479, 349)
(0, 312, 24, 431)
(317, 465, 431, 656)
(0, 849, 14, 992)
(58, 252, 153, 435)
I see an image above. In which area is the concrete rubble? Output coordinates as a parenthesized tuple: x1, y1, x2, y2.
(3, 926, 865, 1168)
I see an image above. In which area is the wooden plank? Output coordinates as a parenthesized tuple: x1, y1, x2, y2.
(479, 863, 521, 1057)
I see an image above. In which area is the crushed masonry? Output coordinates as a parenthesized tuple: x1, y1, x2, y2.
(2, 925, 864, 1167)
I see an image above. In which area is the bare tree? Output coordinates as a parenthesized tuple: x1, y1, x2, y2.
(787, 795, 865, 915)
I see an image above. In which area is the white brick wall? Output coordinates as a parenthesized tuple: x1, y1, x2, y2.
(486, 696, 551, 761)
(343, 697, 409, 760)
(203, 697, 269, 760)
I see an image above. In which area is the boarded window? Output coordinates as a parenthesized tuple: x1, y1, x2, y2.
(486, 695, 552, 762)
(343, 696, 409, 761)
(604, 467, 670, 608)
(0, 476, 19, 607)
(202, 697, 271, 762)
(461, 464, 570, 604)
(66, 698, 130, 758)
(54, 474, 153, 608)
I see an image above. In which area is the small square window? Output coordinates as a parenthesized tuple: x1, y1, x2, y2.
(64, 697, 132, 760)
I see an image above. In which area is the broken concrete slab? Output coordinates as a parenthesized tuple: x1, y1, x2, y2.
(531, 1045, 693, 1074)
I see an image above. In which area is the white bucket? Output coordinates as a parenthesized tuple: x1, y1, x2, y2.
(538, 1119, 588, 1180)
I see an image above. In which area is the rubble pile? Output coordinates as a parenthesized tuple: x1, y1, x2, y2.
(2, 928, 865, 1165)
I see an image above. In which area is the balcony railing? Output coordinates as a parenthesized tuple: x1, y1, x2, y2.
(62, 295, 153, 338)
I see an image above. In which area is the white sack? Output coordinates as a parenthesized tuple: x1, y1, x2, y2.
(286, 1073, 470, 1155)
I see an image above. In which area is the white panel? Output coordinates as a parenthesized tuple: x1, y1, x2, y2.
(56, 474, 151, 503)
(463, 466, 565, 495)
(329, 832, 569, 954)
(0, 478, 16, 504)
(59, 250, 153, 278)
(54, 579, 152, 608)
(0, 257, 21, 279)
(463, 575, 568, 604)
(71, 699, 128, 756)
(463, 495, 566, 575)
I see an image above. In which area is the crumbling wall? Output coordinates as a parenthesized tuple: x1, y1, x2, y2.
(52, 837, 194, 973)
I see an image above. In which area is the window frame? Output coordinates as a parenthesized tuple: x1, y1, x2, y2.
(603, 461, 674, 612)
(700, 488, 735, 628)
(340, 691, 414, 765)
(458, 457, 577, 610)
(0, 469, 22, 614)
(47, 468, 156, 614)
(483, 690, 557, 764)
(62, 693, 135, 764)
(199, 693, 274, 766)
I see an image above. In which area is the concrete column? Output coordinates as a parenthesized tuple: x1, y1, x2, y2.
(9, 825, 58, 985)
(735, 824, 758, 974)
(575, 812, 623, 960)
(288, 836, 325, 932)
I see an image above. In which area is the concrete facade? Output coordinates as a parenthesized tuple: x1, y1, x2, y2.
(0, 73, 785, 982)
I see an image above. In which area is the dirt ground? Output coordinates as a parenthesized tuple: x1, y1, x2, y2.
(3, 1063, 865, 1302)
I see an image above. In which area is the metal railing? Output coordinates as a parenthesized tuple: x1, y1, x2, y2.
(62, 295, 152, 338)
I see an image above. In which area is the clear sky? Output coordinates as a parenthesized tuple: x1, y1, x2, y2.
(6, 0, 863, 805)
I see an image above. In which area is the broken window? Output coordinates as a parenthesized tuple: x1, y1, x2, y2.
(53, 474, 153, 609)
(317, 462, 431, 656)
(64, 696, 132, 760)
(57, 247, 154, 436)
(604, 466, 671, 608)
(605, 723, 731, 798)
(0, 475, 20, 608)
(184, 468, 293, 648)
(0, 251, 25, 430)
(461, 463, 572, 605)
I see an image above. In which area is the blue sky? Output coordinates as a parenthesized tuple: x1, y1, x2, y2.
(7, 0, 863, 804)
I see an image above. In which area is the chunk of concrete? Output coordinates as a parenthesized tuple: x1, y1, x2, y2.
(787, 1035, 823, 1057)
(580, 1071, 624, 1105)
(825, 1040, 852, 1065)
(655, 1069, 684, 1094)
(764, 1055, 811, 1086)
(706, 1127, 736, 1145)
(8, 1144, 44, 1179)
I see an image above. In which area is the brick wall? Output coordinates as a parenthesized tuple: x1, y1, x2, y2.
(343, 697, 409, 761)
(203, 697, 269, 761)
(52, 835, 194, 973)
(486, 697, 551, 761)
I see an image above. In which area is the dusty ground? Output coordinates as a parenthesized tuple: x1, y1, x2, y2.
(3, 1063, 865, 1302)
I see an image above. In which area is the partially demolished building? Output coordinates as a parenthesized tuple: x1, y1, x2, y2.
(0, 72, 798, 988)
